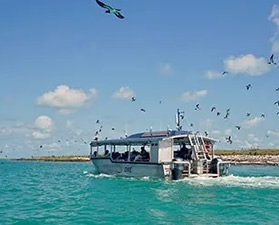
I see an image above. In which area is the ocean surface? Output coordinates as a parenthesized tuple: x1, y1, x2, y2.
(0, 160, 279, 225)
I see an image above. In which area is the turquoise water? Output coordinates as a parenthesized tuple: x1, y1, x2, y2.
(1, 160, 279, 225)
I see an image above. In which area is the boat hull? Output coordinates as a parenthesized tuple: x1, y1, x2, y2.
(91, 158, 170, 178)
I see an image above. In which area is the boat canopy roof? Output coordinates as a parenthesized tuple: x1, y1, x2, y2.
(90, 130, 218, 147)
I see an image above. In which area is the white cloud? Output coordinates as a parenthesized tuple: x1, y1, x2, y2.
(181, 89, 208, 102)
(159, 63, 173, 75)
(269, 5, 279, 26)
(37, 85, 97, 113)
(205, 70, 223, 80)
(242, 117, 264, 128)
(112, 87, 135, 100)
(269, 5, 279, 54)
(35, 116, 53, 131)
(33, 116, 53, 139)
(32, 131, 51, 139)
(267, 130, 279, 137)
(224, 54, 270, 76)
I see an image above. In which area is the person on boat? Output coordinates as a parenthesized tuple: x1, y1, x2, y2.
(140, 146, 149, 161)
(130, 148, 139, 161)
(104, 150, 110, 157)
(178, 143, 191, 159)
(204, 141, 211, 160)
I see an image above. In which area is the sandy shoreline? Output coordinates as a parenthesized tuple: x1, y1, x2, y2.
(15, 154, 279, 165)
(220, 155, 279, 166)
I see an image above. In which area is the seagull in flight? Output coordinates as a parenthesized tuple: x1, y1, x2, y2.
(246, 112, 251, 117)
(274, 101, 279, 105)
(235, 126, 241, 130)
(224, 112, 229, 119)
(268, 54, 276, 65)
(96, 120, 100, 124)
(216, 111, 221, 116)
(131, 97, 136, 102)
(246, 84, 252, 90)
(261, 113, 265, 118)
(140, 108, 146, 113)
(276, 88, 279, 91)
(195, 104, 201, 110)
(226, 136, 232, 144)
(96, 0, 125, 19)
(211, 106, 216, 112)
(222, 71, 228, 76)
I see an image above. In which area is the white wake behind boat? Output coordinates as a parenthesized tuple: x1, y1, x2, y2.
(89, 111, 230, 180)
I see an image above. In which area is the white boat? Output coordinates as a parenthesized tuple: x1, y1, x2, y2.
(89, 111, 230, 180)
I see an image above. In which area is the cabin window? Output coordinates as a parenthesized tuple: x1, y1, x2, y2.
(95, 145, 110, 157)
(110, 144, 151, 162)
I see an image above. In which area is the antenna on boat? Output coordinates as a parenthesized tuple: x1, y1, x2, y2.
(176, 109, 184, 131)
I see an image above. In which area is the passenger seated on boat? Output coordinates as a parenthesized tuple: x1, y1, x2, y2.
(178, 143, 191, 160)
(93, 151, 97, 157)
(119, 151, 129, 161)
(130, 148, 139, 161)
(112, 152, 121, 160)
(104, 150, 110, 157)
(178, 143, 187, 158)
(140, 146, 150, 161)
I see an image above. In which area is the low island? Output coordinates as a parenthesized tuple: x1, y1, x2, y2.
(15, 149, 279, 165)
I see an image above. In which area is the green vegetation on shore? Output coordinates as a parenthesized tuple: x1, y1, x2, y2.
(15, 149, 279, 162)
(17, 155, 90, 162)
(215, 149, 279, 156)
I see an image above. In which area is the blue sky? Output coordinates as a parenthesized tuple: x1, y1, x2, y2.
(1, 0, 279, 157)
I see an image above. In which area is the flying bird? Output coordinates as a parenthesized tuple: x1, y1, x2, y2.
(222, 71, 228, 76)
(246, 112, 251, 117)
(190, 123, 194, 127)
(204, 131, 209, 136)
(235, 126, 241, 130)
(268, 54, 276, 65)
(140, 108, 146, 112)
(112, 127, 115, 131)
(211, 107, 216, 112)
(39, 145, 43, 149)
(246, 84, 252, 90)
(131, 97, 136, 102)
(226, 108, 230, 113)
(274, 101, 279, 105)
(217, 112, 221, 116)
(277, 112, 279, 115)
(276, 88, 279, 91)
(224, 112, 229, 119)
(226, 136, 232, 144)
(261, 113, 265, 118)
(195, 104, 201, 110)
(96, 120, 100, 124)
(180, 114, 184, 120)
(96, 0, 125, 19)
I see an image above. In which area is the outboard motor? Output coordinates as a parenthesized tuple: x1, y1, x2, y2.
(172, 159, 184, 180)
(210, 158, 221, 174)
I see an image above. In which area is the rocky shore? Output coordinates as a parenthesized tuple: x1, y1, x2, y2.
(219, 155, 279, 166)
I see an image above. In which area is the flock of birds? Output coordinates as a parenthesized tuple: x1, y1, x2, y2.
(1, 1, 279, 158)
